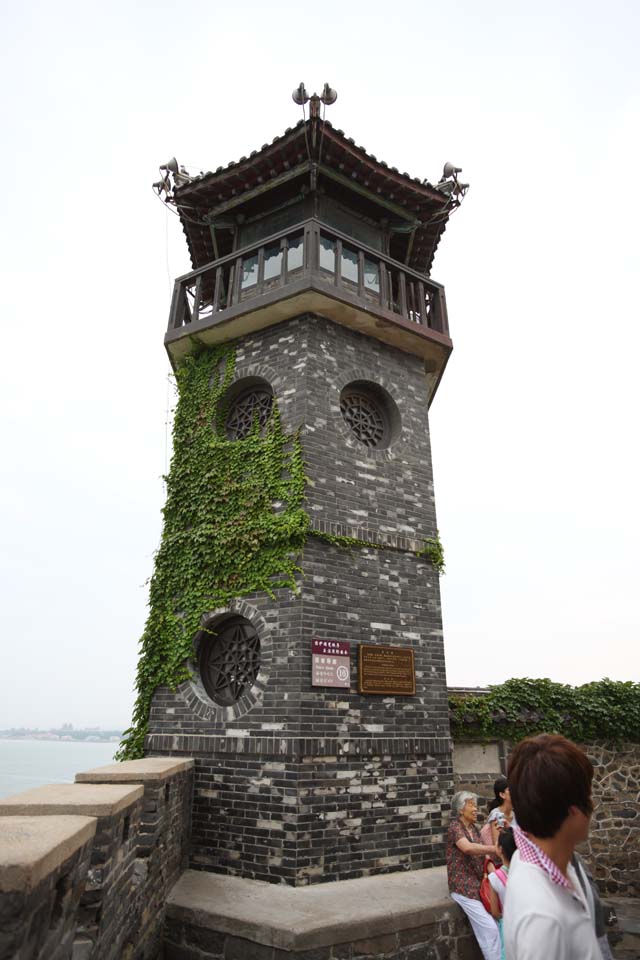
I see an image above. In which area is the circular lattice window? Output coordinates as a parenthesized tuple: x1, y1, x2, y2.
(340, 381, 399, 449)
(198, 616, 261, 706)
(225, 387, 273, 440)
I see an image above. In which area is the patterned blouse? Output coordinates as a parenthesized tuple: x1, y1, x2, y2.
(446, 818, 484, 899)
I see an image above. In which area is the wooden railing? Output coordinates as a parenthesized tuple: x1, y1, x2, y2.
(168, 219, 449, 338)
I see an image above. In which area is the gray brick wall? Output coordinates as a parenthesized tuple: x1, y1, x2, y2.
(0, 838, 93, 960)
(146, 315, 452, 884)
(126, 768, 193, 960)
(75, 799, 143, 958)
(0, 765, 194, 960)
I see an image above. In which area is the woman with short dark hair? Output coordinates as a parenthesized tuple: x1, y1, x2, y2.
(447, 790, 501, 960)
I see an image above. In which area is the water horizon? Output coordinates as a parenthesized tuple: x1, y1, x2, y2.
(0, 737, 118, 799)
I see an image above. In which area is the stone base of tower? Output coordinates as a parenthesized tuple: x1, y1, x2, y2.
(163, 865, 483, 960)
(147, 735, 453, 885)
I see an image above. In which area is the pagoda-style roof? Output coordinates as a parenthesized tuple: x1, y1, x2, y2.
(171, 119, 459, 277)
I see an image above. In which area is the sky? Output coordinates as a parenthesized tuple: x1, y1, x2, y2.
(0, 0, 638, 728)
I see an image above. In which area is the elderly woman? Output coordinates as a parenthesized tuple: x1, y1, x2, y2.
(447, 791, 502, 960)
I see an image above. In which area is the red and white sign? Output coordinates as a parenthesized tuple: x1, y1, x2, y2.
(311, 638, 351, 688)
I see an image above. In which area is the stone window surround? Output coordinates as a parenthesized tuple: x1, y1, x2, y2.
(219, 360, 283, 425)
(223, 378, 275, 441)
(340, 381, 396, 450)
(330, 365, 411, 463)
(184, 599, 273, 723)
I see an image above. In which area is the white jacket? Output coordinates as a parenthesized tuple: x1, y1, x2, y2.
(503, 850, 601, 960)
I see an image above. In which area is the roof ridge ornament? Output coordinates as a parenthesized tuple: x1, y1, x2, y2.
(292, 81, 337, 119)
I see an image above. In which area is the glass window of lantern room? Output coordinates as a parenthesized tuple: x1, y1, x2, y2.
(319, 197, 383, 252)
(237, 200, 307, 249)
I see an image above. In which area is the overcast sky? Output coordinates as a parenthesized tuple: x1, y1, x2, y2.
(1, 0, 638, 728)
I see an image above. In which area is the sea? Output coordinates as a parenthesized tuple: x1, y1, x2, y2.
(0, 739, 118, 799)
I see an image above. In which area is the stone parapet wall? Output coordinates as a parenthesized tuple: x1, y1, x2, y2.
(0, 817, 95, 960)
(74, 790, 143, 956)
(77, 759, 193, 959)
(164, 866, 483, 960)
(0, 759, 193, 960)
(452, 739, 640, 898)
(163, 913, 480, 960)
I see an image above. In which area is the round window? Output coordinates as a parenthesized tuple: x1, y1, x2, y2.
(339, 381, 399, 449)
(225, 385, 273, 440)
(198, 616, 261, 706)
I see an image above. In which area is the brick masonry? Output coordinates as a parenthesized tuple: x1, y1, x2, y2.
(75, 797, 143, 958)
(146, 315, 453, 884)
(108, 767, 193, 960)
(150, 744, 452, 885)
(0, 836, 93, 960)
(0, 762, 193, 960)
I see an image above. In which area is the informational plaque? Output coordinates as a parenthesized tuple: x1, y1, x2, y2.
(358, 644, 415, 696)
(311, 639, 351, 688)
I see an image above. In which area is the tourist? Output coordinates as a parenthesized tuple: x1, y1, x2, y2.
(446, 790, 502, 960)
(486, 775, 516, 844)
(503, 734, 601, 959)
(487, 827, 516, 960)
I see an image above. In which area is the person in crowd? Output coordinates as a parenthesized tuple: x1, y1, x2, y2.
(446, 790, 502, 960)
(503, 734, 601, 959)
(487, 826, 516, 960)
(486, 775, 517, 844)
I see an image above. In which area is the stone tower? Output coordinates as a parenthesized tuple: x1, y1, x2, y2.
(131, 88, 467, 886)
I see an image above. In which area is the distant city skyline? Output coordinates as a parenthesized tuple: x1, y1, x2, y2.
(0, 724, 122, 744)
(0, 724, 122, 731)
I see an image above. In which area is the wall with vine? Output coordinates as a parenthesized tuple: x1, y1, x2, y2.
(449, 678, 640, 744)
(118, 342, 445, 759)
(117, 345, 308, 759)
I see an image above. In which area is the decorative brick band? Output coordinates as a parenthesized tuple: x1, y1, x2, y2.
(146, 734, 452, 758)
(310, 518, 424, 554)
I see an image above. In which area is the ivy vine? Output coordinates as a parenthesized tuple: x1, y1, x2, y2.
(118, 343, 445, 759)
(450, 677, 640, 744)
(311, 530, 445, 577)
(117, 345, 308, 759)
(418, 533, 445, 575)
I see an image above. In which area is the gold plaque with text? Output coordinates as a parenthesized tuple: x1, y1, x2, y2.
(358, 644, 416, 696)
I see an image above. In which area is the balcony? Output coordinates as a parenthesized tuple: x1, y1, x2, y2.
(165, 219, 453, 399)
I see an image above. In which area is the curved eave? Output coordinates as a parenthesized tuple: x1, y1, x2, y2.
(172, 120, 455, 278)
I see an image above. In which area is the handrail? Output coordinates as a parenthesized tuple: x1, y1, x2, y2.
(168, 217, 449, 337)
(174, 218, 442, 291)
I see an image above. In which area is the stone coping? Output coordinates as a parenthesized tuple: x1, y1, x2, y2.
(167, 866, 459, 951)
(0, 783, 144, 818)
(75, 757, 194, 783)
(0, 815, 96, 892)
